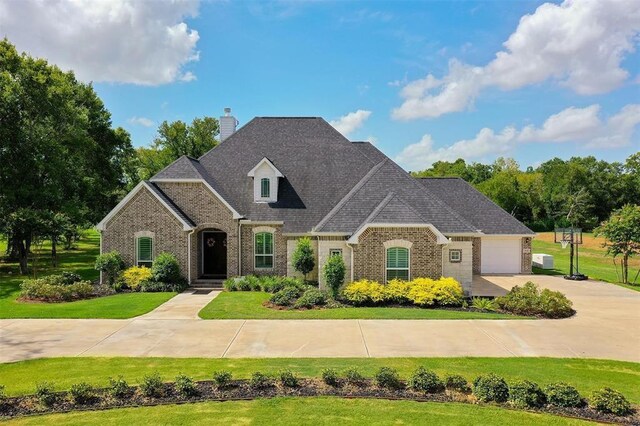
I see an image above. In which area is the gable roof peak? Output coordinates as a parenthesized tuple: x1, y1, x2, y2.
(247, 157, 284, 177)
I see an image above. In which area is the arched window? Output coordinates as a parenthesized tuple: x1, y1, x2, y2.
(137, 236, 153, 267)
(255, 232, 274, 268)
(260, 178, 270, 198)
(386, 247, 409, 281)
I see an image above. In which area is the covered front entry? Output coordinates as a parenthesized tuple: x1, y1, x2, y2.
(201, 229, 227, 279)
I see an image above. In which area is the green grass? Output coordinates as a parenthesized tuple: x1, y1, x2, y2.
(197, 291, 523, 319)
(532, 232, 640, 292)
(2, 397, 598, 425)
(1, 357, 638, 403)
(0, 230, 175, 319)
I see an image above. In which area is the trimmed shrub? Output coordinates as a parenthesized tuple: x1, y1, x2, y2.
(344, 368, 366, 386)
(69, 382, 95, 405)
(384, 279, 411, 304)
(293, 288, 327, 308)
(212, 371, 233, 389)
(270, 286, 302, 306)
(495, 282, 573, 318)
(258, 276, 282, 293)
(375, 367, 403, 390)
(249, 372, 274, 390)
(324, 254, 346, 298)
(151, 252, 182, 283)
(108, 376, 130, 399)
(471, 297, 497, 311)
(175, 374, 198, 397)
(508, 380, 547, 408)
(35, 381, 56, 407)
(140, 372, 164, 398)
(544, 382, 584, 408)
(407, 277, 464, 307)
(444, 375, 471, 393)
(408, 367, 444, 393)
(278, 370, 300, 388)
(342, 280, 385, 305)
(60, 271, 82, 285)
(223, 277, 239, 291)
(590, 388, 632, 416)
(473, 374, 509, 403)
(20, 278, 94, 302)
(292, 237, 315, 279)
(322, 369, 339, 387)
(121, 266, 152, 290)
(94, 251, 125, 286)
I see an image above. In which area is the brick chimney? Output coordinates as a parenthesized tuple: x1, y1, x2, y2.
(219, 107, 238, 141)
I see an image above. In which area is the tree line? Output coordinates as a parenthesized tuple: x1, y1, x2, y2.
(412, 155, 640, 232)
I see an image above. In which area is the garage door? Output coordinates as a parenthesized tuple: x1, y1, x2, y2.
(481, 239, 521, 274)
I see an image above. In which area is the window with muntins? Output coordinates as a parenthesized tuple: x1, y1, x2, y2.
(386, 247, 409, 281)
(329, 249, 343, 257)
(449, 249, 462, 263)
(255, 232, 274, 268)
(137, 236, 153, 267)
(260, 178, 270, 198)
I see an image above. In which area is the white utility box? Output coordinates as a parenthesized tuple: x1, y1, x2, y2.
(532, 253, 554, 269)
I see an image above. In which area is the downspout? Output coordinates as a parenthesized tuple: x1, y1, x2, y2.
(346, 242, 355, 283)
(98, 229, 103, 284)
(187, 229, 195, 284)
(237, 220, 242, 276)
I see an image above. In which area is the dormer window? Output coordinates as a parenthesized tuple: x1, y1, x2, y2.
(261, 178, 270, 198)
(248, 157, 283, 203)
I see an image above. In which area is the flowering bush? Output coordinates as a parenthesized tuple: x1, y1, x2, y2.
(407, 277, 463, 306)
(121, 266, 153, 290)
(341, 277, 464, 307)
(341, 279, 386, 305)
(384, 279, 412, 304)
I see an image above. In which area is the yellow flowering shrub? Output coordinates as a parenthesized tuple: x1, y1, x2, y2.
(122, 266, 152, 290)
(342, 279, 386, 305)
(407, 277, 463, 306)
(383, 279, 412, 303)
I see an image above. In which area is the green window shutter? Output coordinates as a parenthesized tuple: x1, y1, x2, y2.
(137, 237, 153, 262)
(261, 178, 270, 198)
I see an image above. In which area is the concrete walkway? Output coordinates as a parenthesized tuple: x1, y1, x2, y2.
(1, 276, 638, 362)
(139, 289, 220, 320)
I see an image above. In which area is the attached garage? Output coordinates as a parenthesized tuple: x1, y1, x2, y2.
(480, 238, 521, 274)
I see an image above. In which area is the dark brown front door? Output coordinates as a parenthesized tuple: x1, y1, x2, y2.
(202, 231, 227, 279)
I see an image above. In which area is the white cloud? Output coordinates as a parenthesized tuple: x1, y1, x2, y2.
(392, 0, 640, 119)
(127, 116, 155, 127)
(0, 0, 200, 85)
(330, 110, 372, 136)
(395, 104, 640, 169)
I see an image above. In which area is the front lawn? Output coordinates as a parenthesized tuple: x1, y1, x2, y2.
(0, 230, 175, 319)
(2, 397, 597, 425)
(533, 232, 640, 292)
(198, 291, 524, 319)
(2, 357, 637, 402)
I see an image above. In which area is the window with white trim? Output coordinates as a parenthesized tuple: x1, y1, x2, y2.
(449, 249, 462, 263)
(255, 232, 274, 268)
(136, 236, 153, 267)
(386, 247, 409, 281)
(260, 178, 270, 198)
(329, 249, 342, 257)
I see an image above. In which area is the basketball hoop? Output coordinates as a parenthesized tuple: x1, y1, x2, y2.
(554, 227, 588, 281)
(561, 240, 569, 249)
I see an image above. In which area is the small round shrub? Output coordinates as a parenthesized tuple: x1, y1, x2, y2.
(323, 253, 346, 298)
(344, 368, 366, 386)
(212, 371, 233, 389)
(249, 372, 274, 390)
(245, 275, 262, 291)
(508, 380, 547, 408)
(590, 388, 632, 416)
(270, 286, 302, 306)
(471, 297, 497, 311)
(342, 280, 385, 305)
(121, 266, 153, 290)
(322, 369, 339, 387)
(544, 383, 584, 408)
(223, 277, 238, 291)
(409, 367, 444, 393)
(495, 282, 574, 318)
(35, 381, 56, 407)
(293, 288, 327, 309)
(375, 367, 403, 390)
(94, 251, 125, 286)
(278, 370, 300, 388)
(444, 375, 471, 393)
(139, 372, 164, 398)
(69, 382, 95, 405)
(151, 252, 182, 283)
(538, 289, 575, 318)
(60, 271, 82, 285)
(108, 376, 130, 399)
(175, 374, 198, 397)
(472, 374, 509, 403)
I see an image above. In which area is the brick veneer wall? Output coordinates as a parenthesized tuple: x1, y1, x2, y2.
(521, 237, 533, 273)
(240, 224, 287, 276)
(352, 227, 442, 282)
(101, 188, 189, 280)
(156, 182, 238, 279)
(472, 237, 481, 274)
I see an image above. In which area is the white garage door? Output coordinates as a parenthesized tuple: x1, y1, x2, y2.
(481, 239, 521, 274)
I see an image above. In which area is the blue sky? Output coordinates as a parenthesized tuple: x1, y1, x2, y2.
(2, 0, 639, 170)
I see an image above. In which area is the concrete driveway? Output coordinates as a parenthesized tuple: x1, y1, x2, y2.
(1, 275, 638, 362)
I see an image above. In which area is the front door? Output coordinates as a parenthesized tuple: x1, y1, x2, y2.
(202, 231, 227, 278)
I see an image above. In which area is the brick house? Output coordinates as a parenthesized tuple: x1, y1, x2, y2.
(97, 112, 534, 294)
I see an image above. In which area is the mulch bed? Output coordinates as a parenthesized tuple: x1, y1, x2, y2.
(1, 379, 637, 424)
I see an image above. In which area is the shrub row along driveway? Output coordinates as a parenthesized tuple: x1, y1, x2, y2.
(0, 275, 638, 362)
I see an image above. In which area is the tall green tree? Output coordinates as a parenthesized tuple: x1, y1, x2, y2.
(292, 237, 315, 281)
(595, 205, 640, 285)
